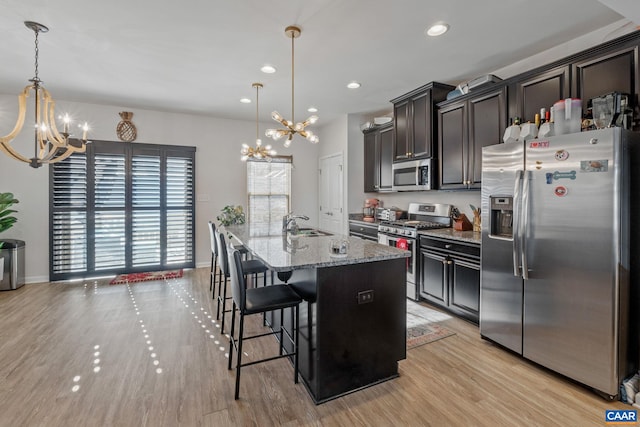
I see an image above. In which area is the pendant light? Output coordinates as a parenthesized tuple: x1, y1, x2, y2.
(0, 21, 89, 168)
(241, 83, 276, 161)
(265, 25, 319, 148)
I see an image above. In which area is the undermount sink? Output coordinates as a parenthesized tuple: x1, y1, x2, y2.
(293, 228, 332, 237)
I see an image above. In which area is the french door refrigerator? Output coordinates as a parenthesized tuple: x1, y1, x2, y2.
(480, 128, 640, 398)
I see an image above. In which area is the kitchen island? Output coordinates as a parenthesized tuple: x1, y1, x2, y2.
(224, 224, 409, 404)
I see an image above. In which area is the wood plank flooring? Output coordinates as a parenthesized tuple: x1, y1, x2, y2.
(0, 268, 627, 426)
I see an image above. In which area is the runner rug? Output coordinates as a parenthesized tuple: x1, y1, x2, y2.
(407, 300, 456, 349)
(109, 269, 183, 285)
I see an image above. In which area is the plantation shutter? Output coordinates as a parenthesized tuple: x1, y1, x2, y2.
(247, 156, 292, 235)
(50, 140, 196, 281)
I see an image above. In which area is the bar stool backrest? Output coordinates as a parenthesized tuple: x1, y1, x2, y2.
(215, 229, 229, 279)
(228, 248, 247, 312)
(208, 221, 218, 257)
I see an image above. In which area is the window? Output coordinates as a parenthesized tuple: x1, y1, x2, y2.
(50, 140, 196, 281)
(247, 157, 292, 235)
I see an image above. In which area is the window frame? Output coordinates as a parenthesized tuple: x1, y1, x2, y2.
(246, 156, 292, 234)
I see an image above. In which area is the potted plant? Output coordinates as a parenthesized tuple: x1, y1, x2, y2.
(0, 192, 19, 281)
(217, 205, 246, 226)
(0, 192, 19, 249)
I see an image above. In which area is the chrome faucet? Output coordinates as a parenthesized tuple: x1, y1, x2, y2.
(282, 213, 310, 234)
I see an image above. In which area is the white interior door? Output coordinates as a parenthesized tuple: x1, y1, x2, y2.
(319, 153, 343, 234)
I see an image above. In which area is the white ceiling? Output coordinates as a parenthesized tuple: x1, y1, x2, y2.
(0, 0, 631, 125)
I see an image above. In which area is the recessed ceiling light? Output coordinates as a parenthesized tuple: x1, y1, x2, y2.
(347, 81, 361, 89)
(240, 98, 251, 104)
(307, 107, 318, 113)
(261, 64, 276, 74)
(426, 22, 449, 37)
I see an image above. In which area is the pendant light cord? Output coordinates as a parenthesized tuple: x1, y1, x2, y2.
(255, 84, 259, 140)
(291, 29, 295, 125)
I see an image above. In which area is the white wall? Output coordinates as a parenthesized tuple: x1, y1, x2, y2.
(317, 116, 348, 234)
(0, 95, 318, 283)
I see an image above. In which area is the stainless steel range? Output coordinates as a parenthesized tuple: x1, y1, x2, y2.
(378, 203, 452, 300)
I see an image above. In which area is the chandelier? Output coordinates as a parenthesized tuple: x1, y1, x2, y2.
(265, 25, 319, 148)
(0, 21, 88, 168)
(241, 83, 276, 161)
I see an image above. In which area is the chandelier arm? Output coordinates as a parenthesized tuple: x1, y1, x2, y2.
(40, 144, 76, 163)
(0, 86, 29, 144)
(42, 90, 67, 146)
(0, 141, 31, 164)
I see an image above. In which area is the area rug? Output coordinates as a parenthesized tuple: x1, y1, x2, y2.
(406, 300, 456, 349)
(109, 269, 183, 285)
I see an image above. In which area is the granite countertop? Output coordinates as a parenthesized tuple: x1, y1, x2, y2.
(419, 228, 481, 245)
(224, 224, 409, 272)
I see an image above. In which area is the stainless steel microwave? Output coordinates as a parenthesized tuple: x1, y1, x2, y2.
(392, 158, 432, 191)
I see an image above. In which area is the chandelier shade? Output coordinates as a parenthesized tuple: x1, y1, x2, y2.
(241, 83, 276, 161)
(0, 21, 89, 168)
(265, 25, 319, 148)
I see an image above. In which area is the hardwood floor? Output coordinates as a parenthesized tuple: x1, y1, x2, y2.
(0, 268, 626, 426)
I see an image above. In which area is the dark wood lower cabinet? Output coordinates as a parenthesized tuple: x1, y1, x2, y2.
(419, 236, 480, 324)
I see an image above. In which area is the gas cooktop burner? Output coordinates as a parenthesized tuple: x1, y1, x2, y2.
(382, 220, 446, 230)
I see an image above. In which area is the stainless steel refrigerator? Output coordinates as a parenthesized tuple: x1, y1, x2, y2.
(480, 128, 639, 398)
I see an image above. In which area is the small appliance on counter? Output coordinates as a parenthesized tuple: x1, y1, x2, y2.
(590, 92, 632, 129)
(376, 207, 406, 221)
(362, 198, 380, 222)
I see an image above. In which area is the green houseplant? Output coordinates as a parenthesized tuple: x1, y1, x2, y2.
(0, 192, 19, 249)
(217, 205, 246, 226)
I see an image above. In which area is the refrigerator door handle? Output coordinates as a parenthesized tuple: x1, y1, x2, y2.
(512, 170, 523, 277)
(521, 170, 531, 280)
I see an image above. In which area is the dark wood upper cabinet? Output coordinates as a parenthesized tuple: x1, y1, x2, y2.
(573, 44, 639, 116)
(410, 91, 433, 158)
(392, 100, 410, 161)
(438, 86, 507, 190)
(439, 101, 467, 189)
(363, 122, 394, 193)
(391, 82, 454, 163)
(363, 130, 378, 193)
(514, 66, 570, 123)
(468, 88, 507, 186)
(379, 125, 394, 191)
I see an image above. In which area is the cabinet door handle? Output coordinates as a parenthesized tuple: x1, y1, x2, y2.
(447, 260, 453, 265)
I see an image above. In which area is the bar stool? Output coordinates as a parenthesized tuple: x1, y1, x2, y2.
(215, 229, 268, 334)
(208, 221, 248, 301)
(207, 221, 220, 298)
(288, 281, 316, 371)
(226, 247, 302, 400)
